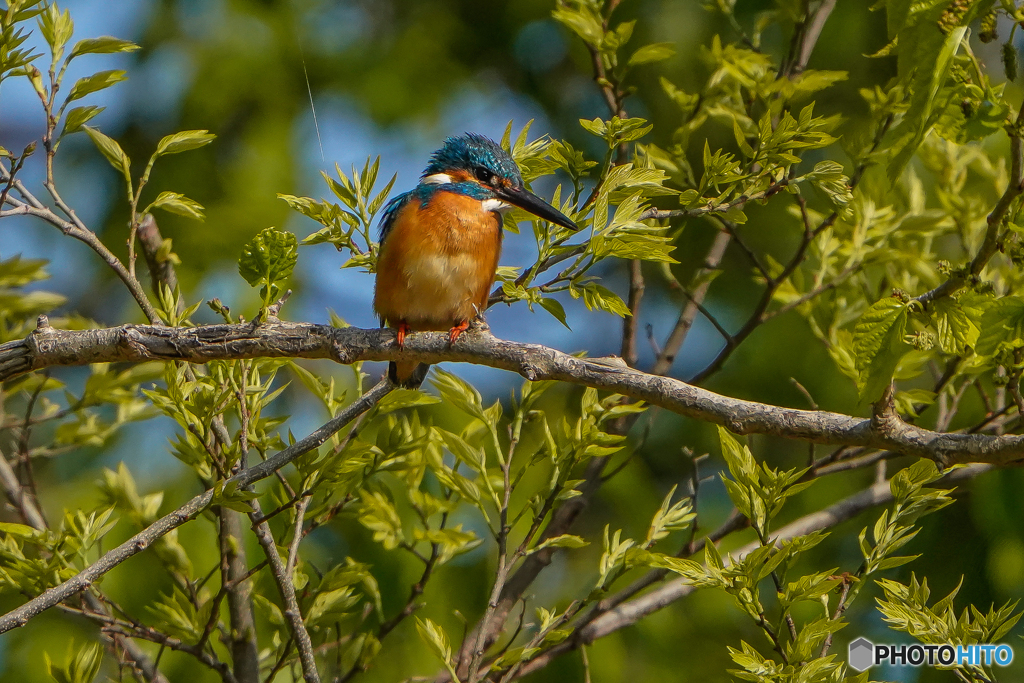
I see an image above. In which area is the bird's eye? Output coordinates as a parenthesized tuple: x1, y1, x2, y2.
(474, 167, 494, 183)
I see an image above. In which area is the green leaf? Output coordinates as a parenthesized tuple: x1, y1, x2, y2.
(804, 160, 853, 212)
(932, 298, 978, 355)
(357, 491, 404, 550)
(59, 106, 104, 137)
(238, 228, 298, 289)
(552, 4, 604, 47)
(646, 485, 695, 544)
(894, 389, 936, 417)
(887, 27, 967, 178)
(975, 296, 1024, 358)
(415, 617, 459, 681)
(717, 427, 756, 486)
(210, 479, 258, 513)
(45, 640, 103, 683)
(307, 587, 361, 625)
(853, 297, 912, 401)
(538, 297, 570, 329)
(145, 191, 205, 221)
(438, 430, 486, 474)
(732, 119, 755, 157)
(600, 236, 678, 263)
(0, 254, 52, 288)
(579, 117, 608, 137)
(629, 43, 675, 65)
(68, 36, 140, 60)
(66, 69, 127, 103)
(374, 389, 441, 414)
(573, 282, 631, 317)
(413, 526, 483, 564)
(430, 368, 484, 419)
(533, 534, 588, 552)
(38, 4, 73, 61)
(0, 522, 39, 538)
(154, 130, 216, 156)
(83, 126, 130, 185)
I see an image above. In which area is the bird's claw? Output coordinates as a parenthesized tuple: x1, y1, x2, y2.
(396, 322, 410, 348)
(448, 321, 470, 345)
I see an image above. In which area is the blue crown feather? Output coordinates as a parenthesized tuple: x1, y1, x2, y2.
(422, 133, 523, 186)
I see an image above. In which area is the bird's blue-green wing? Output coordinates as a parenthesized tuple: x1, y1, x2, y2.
(378, 190, 413, 245)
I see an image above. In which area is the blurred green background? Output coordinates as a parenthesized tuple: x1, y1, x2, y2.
(0, 0, 1022, 681)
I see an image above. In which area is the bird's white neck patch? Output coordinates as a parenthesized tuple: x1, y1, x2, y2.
(482, 198, 513, 214)
(422, 173, 453, 185)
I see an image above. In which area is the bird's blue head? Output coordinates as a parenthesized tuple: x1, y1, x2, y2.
(419, 133, 578, 231)
(422, 133, 523, 188)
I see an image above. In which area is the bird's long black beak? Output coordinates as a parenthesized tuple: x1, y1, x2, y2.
(497, 185, 579, 231)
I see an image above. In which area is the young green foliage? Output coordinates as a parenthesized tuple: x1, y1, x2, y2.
(237, 227, 299, 309)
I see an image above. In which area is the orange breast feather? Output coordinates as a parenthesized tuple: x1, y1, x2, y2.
(374, 191, 502, 330)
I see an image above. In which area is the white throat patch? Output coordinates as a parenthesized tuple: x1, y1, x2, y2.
(482, 198, 513, 214)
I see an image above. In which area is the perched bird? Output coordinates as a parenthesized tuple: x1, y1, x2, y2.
(374, 133, 578, 387)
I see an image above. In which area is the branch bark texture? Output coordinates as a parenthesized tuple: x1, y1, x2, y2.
(3, 322, 1024, 466)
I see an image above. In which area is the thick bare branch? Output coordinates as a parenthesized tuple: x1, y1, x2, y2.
(218, 508, 261, 683)
(3, 322, 1024, 465)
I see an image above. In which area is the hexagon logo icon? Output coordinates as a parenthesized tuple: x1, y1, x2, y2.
(849, 637, 875, 672)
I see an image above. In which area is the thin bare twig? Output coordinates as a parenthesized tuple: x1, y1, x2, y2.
(512, 464, 992, 679)
(67, 604, 235, 683)
(0, 168, 161, 324)
(0, 379, 392, 635)
(251, 498, 320, 683)
(689, 111, 894, 384)
(651, 229, 732, 376)
(137, 214, 180, 301)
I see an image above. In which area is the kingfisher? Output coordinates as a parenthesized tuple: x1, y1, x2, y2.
(374, 133, 578, 387)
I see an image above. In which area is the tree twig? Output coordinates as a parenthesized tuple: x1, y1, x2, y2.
(0, 379, 393, 635)
(511, 464, 992, 678)
(251, 498, 320, 683)
(0, 168, 161, 324)
(0, 444, 170, 682)
(651, 229, 732, 376)
(66, 604, 236, 683)
(137, 214, 181, 301)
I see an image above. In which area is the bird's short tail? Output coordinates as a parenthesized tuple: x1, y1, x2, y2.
(389, 361, 431, 388)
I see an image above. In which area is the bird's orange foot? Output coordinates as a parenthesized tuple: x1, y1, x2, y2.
(448, 320, 470, 345)
(396, 321, 410, 348)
